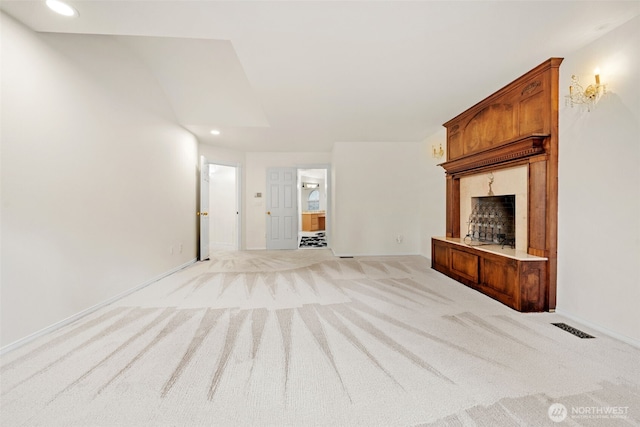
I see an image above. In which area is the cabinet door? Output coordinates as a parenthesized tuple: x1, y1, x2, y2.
(302, 214, 312, 231)
(519, 262, 545, 312)
(433, 242, 450, 270)
(450, 249, 479, 282)
(482, 257, 517, 295)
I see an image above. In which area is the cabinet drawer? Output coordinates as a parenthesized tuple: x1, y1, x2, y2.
(450, 249, 479, 282)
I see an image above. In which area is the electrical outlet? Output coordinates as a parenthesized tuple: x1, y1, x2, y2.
(179, 243, 183, 253)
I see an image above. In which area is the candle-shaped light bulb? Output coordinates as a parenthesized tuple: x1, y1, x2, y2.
(569, 85, 573, 95)
(594, 68, 601, 85)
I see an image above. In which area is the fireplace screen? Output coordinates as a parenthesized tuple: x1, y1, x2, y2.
(465, 195, 515, 247)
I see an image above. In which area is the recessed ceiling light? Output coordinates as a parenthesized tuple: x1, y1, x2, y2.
(46, 0, 78, 17)
(210, 129, 221, 135)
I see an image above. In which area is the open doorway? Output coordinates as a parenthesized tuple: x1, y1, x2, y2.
(208, 163, 240, 251)
(298, 167, 329, 249)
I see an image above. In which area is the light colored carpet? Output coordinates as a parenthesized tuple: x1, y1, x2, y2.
(1, 250, 639, 426)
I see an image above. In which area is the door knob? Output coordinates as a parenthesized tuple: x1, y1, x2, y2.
(267, 211, 271, 215)
(202, 212, 208, 216)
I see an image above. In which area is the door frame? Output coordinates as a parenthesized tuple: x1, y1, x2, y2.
(199, 159, 242, 258)
(198, 156, 210, 261)
(297, 164, 331, 249)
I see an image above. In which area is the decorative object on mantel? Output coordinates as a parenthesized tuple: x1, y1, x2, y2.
(565, 69, 606, 111)
(432, 143, 444, 159)
(487, 173, 494, 196)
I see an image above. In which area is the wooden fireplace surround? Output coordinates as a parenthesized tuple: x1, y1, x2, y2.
(432, 58, 562, 312)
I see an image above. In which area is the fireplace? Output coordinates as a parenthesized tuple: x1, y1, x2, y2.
(431, 58, 562, 312)
(466, 195, 515, 246)
(459, 165, 528, 252)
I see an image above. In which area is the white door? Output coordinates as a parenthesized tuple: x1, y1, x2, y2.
(199, 156, 210, 261)
(209, 164, 238, 251)
(266, 168, 298, 250)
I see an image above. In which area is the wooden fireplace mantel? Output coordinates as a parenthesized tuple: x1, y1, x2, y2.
(433, 57, 562, 312)
(439, 133, 548, 175)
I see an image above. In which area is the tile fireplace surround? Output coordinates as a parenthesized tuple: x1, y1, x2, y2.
(460, 165, 528, 252)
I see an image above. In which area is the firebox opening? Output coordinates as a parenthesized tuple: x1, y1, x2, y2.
(465, 195, 516, 248)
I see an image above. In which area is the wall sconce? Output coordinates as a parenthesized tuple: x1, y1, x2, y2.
(432, 143, 444, 159)
(565, 68, 607, 112)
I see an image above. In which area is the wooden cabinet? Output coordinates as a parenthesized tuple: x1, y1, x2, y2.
(302, 212, 325, 232)
(432, 238, 547, 312)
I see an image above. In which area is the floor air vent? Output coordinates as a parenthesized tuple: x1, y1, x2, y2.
(552, 323, 595, 339)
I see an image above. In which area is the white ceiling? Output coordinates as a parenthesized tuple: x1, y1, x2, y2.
(2, 1, 638, 152)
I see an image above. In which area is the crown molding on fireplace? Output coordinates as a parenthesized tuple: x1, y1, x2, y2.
(438, 133, 548, 176)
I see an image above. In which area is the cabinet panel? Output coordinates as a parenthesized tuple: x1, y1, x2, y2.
(529, 160, 547, 251)
(519, 91, 546, 135)
(302, 213, 318, 231)
(481, 257, 517, 295)
(519, 263, 544, 312)
(462, 103, 517, 155)
(433, 242, 449, 269)
(450, 249, 479, 282)
(448, 127, 463, 159)
(302, 214, 312, 231)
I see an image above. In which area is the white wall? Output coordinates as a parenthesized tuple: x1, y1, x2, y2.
(557, 16, 640, 345)
(1, 14, 198, 347)
(244, 152, 331, 250)
(420, 130, 448, 258)
(332, 142, 421, 256)
(199, 144, 246, 167)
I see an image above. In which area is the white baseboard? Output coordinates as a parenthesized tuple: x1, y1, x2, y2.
(555, 308, 640, 349)
(0, 258, 197, 356)
(330, 252, 420, 258)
